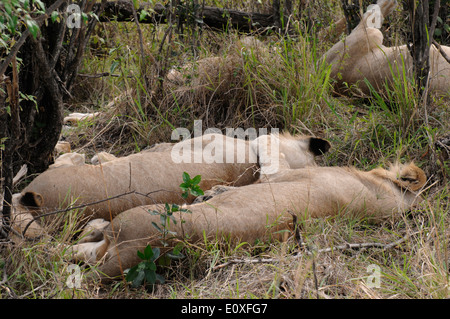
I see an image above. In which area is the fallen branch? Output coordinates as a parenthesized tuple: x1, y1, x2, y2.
(77, 72, 134, 78)
(93, 1, 277, 33)
(314, 233, 411, 253)
(432, 39, 450, 64)
(212, 232, 413, 271)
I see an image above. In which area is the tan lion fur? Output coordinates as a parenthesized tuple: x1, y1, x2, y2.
(14, 133, 329, 236)
(0, 165, 38, 240)
(68, 161, 425, 281)
(63, 112, 101, 125)
(54, 141, 71, 154)
(90, 151, 118, 165)
(165, 37, 267, 92)
(2, 193, 44, 241)
(48, 152, 86, 170)
(324, 0, 450, 96)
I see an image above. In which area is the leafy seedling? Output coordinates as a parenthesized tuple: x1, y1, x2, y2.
(126, 245, 165, 288)
(179, 172, 204, 199)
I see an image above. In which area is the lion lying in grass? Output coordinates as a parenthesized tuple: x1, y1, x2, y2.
(163, 37, 278, 127)
(11, 132, 330, 236)
(324, 0, 450, 96)
(69, 161, 426, 281)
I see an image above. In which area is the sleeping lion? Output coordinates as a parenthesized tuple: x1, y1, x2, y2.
(10, 132, 330, 238)
(68, 160, 426, 282)
(324, 0, 450, 96)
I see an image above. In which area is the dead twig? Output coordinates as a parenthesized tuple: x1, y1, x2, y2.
(77, 72, 134, 78)
(432, 39, 450, 64)
(314, 232, 412, 253)
(212, 231, 414, 271)
(212, 257, 279, 270)
(12, 165, 27, 186)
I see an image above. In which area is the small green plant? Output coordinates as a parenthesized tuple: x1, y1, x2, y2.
(149, 203, 191, 246)
(126, 172, 204, 288)
(126, 205, 188, 288)
(179, 171, 204, 199)
(148, 171, 204, 247)
(125, 245, 164, 288)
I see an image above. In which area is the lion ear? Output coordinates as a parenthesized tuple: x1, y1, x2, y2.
(307, 137, 331, 156)
(19, 192, 44, 208)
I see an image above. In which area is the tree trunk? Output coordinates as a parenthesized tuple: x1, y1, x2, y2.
(10, 0, 107, 174)
(402, 0, 441, 97)
(1, 0, 106, 237)
(0, 59, 19, 238)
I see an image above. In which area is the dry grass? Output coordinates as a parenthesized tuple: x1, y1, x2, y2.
(1, 0, 449, 299)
